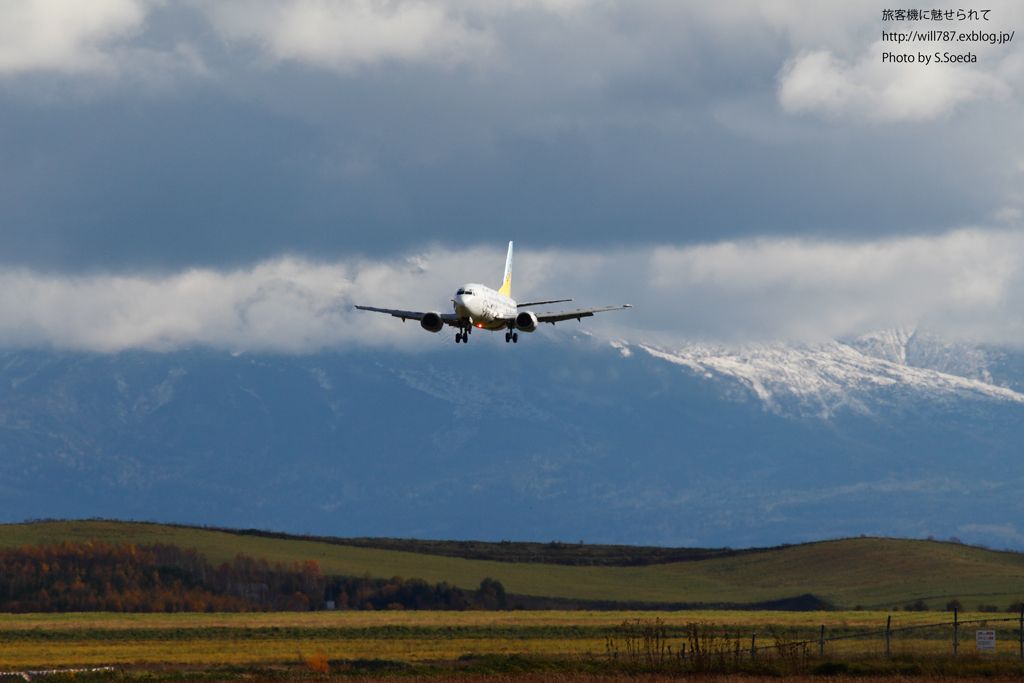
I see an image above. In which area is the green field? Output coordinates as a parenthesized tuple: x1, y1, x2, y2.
(2, 520, 1024, 610)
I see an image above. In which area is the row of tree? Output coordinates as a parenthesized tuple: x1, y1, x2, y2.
(0, 541, 252, 613)
(324, 574, 506, 611)
(0, 541, 507, 613)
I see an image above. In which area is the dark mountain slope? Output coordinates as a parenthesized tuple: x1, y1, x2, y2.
(0, 338, 1022, 549)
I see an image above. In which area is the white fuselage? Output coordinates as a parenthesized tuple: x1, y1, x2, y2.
(453, 283, 516, 330)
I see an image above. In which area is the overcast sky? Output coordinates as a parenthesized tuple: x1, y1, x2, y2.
(3, 0, 1024, 350)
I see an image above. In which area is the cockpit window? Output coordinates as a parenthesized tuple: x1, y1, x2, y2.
(457, 289, 465, 295)
(465, 289, 475, 296)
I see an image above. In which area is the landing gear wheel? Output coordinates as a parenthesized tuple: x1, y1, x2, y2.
(505, 332, 511, 343)
(512, 333, 518, 343)
(461, 332, 469, 343)
(455, 333, 461, 343)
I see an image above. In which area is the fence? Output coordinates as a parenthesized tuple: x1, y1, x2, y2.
(806, 610, 1024, 659)
(607, 608, 1024, 664)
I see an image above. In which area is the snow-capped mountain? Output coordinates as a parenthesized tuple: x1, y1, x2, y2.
(628, 329, 1023, 419)
(846, 328, 995, 383)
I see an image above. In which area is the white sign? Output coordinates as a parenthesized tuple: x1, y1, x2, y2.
(976, 630, 996, 651)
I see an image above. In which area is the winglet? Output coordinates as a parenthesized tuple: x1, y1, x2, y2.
(498, 241, 513, 297)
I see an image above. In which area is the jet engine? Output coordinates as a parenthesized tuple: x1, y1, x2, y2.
(420, 312, 444, 333)
(515, 311, 538, 333)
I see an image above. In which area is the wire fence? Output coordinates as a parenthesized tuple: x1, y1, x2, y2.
(789, 611, 1024, 660)
(607, 608, 1024, 665)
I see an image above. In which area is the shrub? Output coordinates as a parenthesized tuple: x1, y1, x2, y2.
(812, 661, 850, 675)
(303, 651, 329, 674)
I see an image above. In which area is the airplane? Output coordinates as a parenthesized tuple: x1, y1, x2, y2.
(354, 241, 632, 344)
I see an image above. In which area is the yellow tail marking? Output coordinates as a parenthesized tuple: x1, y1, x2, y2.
(498, 241, 513, 297)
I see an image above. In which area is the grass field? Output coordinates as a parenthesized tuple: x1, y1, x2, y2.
(2, 520, 1024, 610)
(0, 610, 1022, 669)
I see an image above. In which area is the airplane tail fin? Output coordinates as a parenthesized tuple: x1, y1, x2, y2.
(498, 241, 513, 297)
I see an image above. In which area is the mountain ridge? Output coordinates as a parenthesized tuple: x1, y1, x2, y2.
(0, 331, 1022, 550)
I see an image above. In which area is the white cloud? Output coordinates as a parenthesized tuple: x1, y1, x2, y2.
(778, 46, 1010, 121)
(0, 249, 514, 352)
(0, 0, 148, 75)
(2, 230, 1024, 353)
(0, 0, 211, 87)
(773, 1, 1024, 121)
(203, 0, 491, 70)
(645, 229, 1024, 343)
(4, 0, 1021, 127)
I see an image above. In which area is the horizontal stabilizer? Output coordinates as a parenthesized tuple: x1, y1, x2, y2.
(517, 298, 572, 307)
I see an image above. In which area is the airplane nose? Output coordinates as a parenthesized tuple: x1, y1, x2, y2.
(453, 296, 469, 317)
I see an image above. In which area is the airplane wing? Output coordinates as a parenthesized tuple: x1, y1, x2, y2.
(535, 304, 632, 323)
(495, 304, 633, 324)
(354, 305, 462, 326)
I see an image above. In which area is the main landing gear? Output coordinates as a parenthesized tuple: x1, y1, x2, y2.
(456, 321, 470, 343)
(453, 324, 517, 344)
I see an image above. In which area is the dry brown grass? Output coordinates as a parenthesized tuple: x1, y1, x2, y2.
(172, 676, 1024, 683)
(0, 608, 969, 631)
(322, 678, 1024, 683)
(0, 610, 1019, 670)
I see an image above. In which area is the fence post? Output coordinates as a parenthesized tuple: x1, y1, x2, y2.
(820, 624, 825, 658)
(1019, 605, 1022, 661)
(886, 615, 891, 657)
(953, 608, 958, 658)
(751, 632, 756, 660)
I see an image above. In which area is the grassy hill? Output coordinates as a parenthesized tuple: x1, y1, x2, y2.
(2, 520, 1022, 610)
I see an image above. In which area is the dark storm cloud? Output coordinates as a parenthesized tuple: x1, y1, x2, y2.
(0, 1, 1022, 272)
